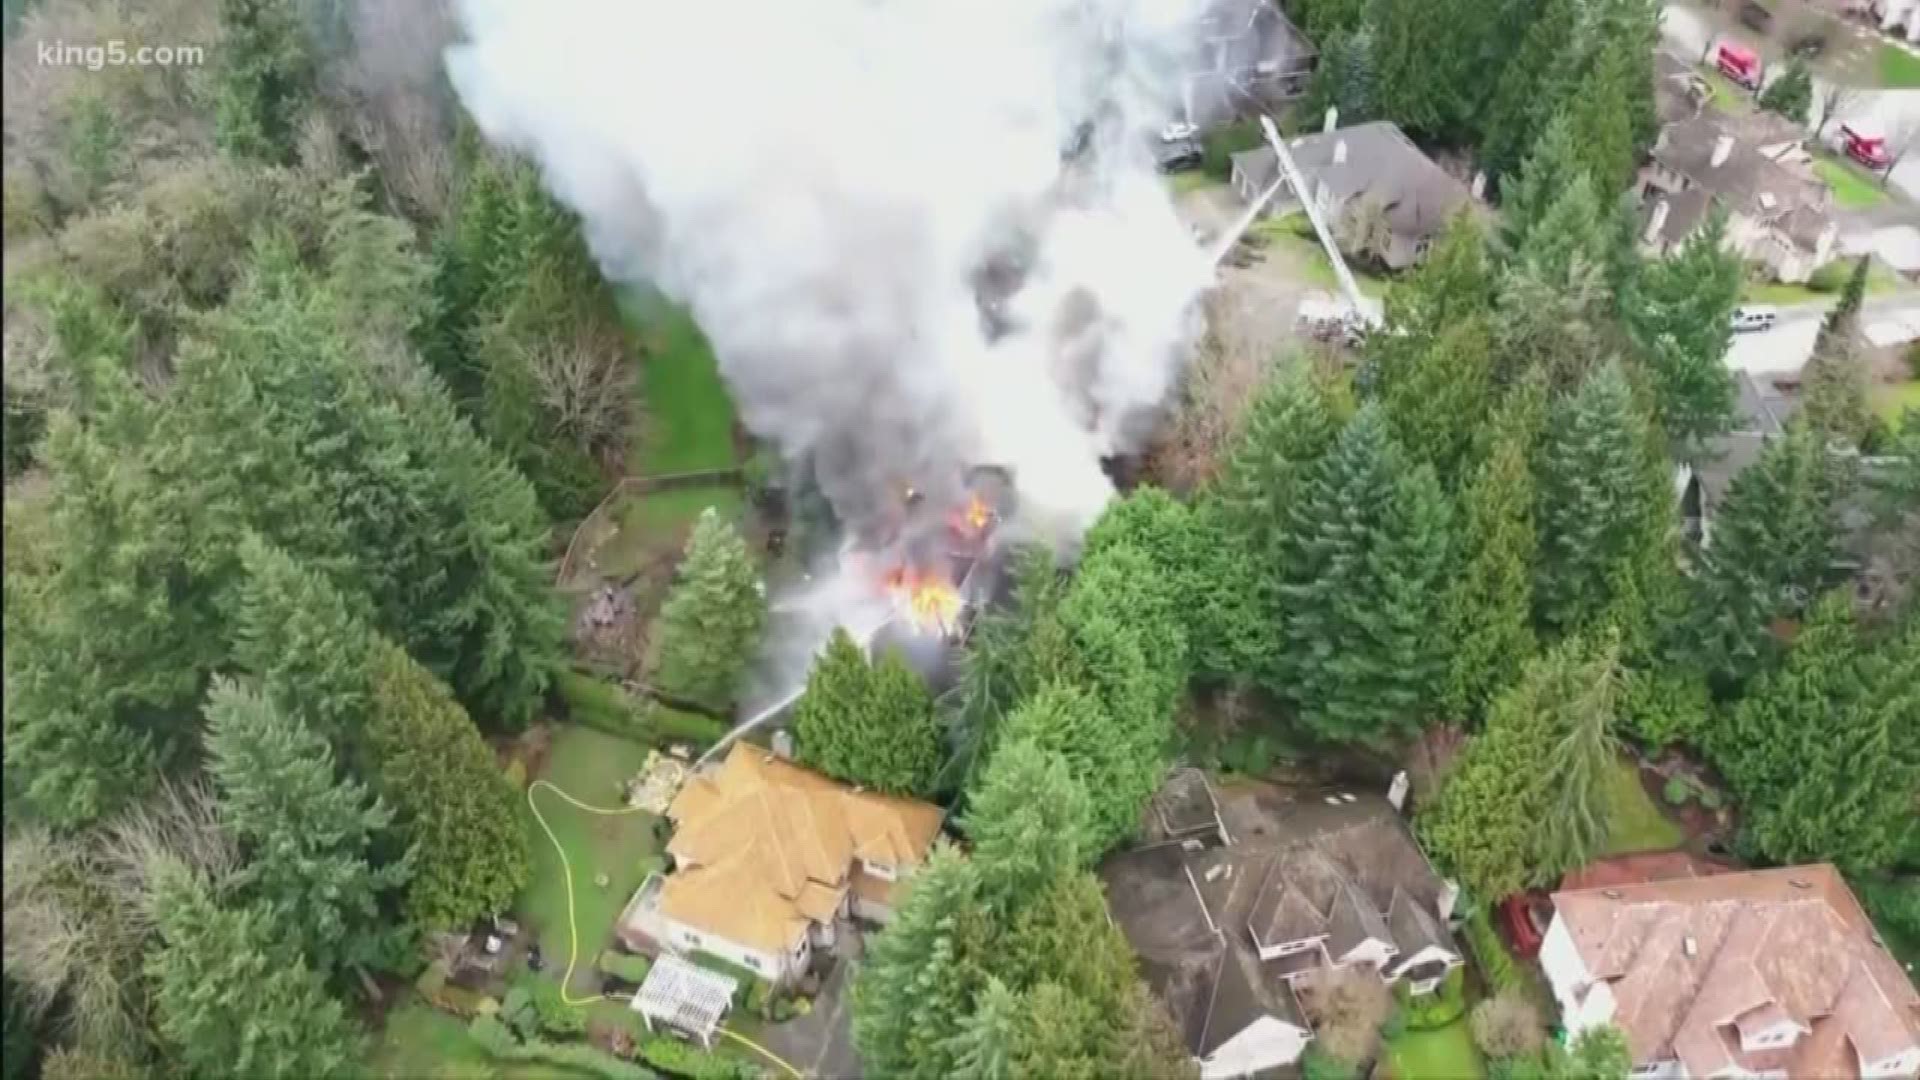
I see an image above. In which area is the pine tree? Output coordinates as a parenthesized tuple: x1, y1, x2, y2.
(1681, 424, 1856, 694)
(1531, 633, 1624, 875)
(1273, 405, 1453, 746)
(964, 737, 1093, 909)
(652, 509, 767, 711)
(1440, 418, 1540, 724)
(1534, 362, 1671, 637)
(1563, 18, 1656, 202)
(853, 846, 991, 1080)
(1714, 596, 1919, 872)
(1622, 210, 1742, 452)
(1490, 254, 1613, 392)
(1383, 211, 1496, 334)
(1478, 0, 1580, 181)
(794, 632, 943, 796)
(943, 977, 1018, 1080)
(1801, 257, 1875, 446)
(202, 678, 409, 980)
(1303, 27, 1377, 128)
(1511, 174, 1608, 293)
(1376, 314, 1496, 487)
(213, 0, 314, 164)
(1422, 635, 1620, 900)
(1758, 59, 1814, 124)
(364, 642, 532, 930)
(1500, 112, 1587, 253)
(145, 868, 361, 1079)
(231, 535, 379, 746)
(992, 685, 1129, 854)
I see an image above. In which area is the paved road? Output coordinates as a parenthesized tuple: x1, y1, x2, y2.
(1728, 292, 1920, 373)
(1660, 4, 1920, 202)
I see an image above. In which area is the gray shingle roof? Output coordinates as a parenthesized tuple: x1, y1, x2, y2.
(1231, 122, 1474, 245)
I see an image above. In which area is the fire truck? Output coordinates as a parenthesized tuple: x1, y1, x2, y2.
(1715, 42, 1764, 90)
(1836, 122, 1893, 171)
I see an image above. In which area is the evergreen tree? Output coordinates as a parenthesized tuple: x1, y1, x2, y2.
(963, 738, 1093, 907)
(993, 684, 1137, 854)
(1680, 424, 1856, 694)
(1423, 635, 1622, 900)
(1382, 211, 1496, 334)
(145, 868, 361, 1079)
(1376, 314, 1495, 487)
(1478, 0, 1580, 180)
(1713, 595, 1920, 872)
(853, 846, 991, 1080)
(1622, 210, 1743, 452)
(1801, 257, 1875, 446)
(202, 678, 409, 980)
(1563, 13, 1657, 202)
(1440, 418, 1540, 724)
(794, 633, 943, 796)
(1491, 254, 1614, 392)
(364, 643, 532, 929)
(213, 0, 314, 164)
(1758, 59, 1814, 124)
(1511, 174, 1609, 294)
(231, 535, 379, 746)
(652, 509, 767, 711)
(1302, 27, 1377, 128)
(943, 978, 1018, 1080)
(1534, 361, 1671, 637)
(1500, 113, 1587, 253)
(1273, 406, 1452, 746)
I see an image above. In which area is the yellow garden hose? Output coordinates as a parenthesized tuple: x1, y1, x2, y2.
(523, 779, 804, 1079)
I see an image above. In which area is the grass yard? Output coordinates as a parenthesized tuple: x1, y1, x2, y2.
(1813, 154, 1890, 210)
(1878, 41, 1920, 89)
(1167, 169, 1222, 196)
(1741, 260, 1903, 306)
(1385, 1020, 1486, 1080)
(518, 725, 662, 994)
(1698, 68, 1757, 115)
(1874, 381, 1920, 427)
(1601, 757, 1686, 857)
(368, 1002, 593, 1080)
(619, 294, 739, 476)
(1252, 214, 1391, 298)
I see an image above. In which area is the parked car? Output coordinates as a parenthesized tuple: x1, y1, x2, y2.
(1717, 41, 1764, 89)
(1836, 121, 1893, 170)
(1155, 135, 1203, 173)
(1731, 305, 1780, 333)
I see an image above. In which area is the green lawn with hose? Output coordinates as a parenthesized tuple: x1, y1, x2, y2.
(1601, 757, 1685, 856)
(1252, 214, 1391, 298)
(518, 725, 662, 995)
(1813, 155, 1889, 210)
(1878, 41, 1920, 89)
(1385, 1019, 1486, 1080)
(368, 1002, 594, 1080)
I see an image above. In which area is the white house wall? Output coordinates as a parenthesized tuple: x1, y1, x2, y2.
(1334, 936, 1398, 973)
(1866, 1045, 1920, 1078)
(1199, 1015, 1313, 1079)
(661, 916, 801, 985)
(1540, 914, 1617, 1036)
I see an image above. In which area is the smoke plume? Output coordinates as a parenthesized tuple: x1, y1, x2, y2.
(446, 0, 1213, 545)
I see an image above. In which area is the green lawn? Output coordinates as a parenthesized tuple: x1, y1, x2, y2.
(620, 295, 739, 476)
(1698, 67, 1757, 115)
(1813, 154, 1890, 210)
(1386, 1020, 1486, 1080)
(1878, 41, 1920, 89)
(518, 725, 662, 994)
(1741, 260, 1903, 306)
(1252, 214, 1391, 298)
(368, 1002, 593, 1080)
(1601, 757, 1686, 856)
(1874, 381, 1920, 427)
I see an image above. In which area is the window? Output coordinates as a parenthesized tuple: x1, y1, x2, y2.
(680, 930, 703, 949)
(864, 860, 897, 882)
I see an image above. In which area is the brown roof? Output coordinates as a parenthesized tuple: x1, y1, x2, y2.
(1551, 865, 1920, 1078)
(1559, 850, 1737, 892)
(1651, 113, 1833, 253)
(659, 744, 944, 953)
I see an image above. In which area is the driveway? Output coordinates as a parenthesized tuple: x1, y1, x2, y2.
(1660, 3, 1920, 201)
(755, 931, 863, 1079)
(1176, 179, 1324, 359)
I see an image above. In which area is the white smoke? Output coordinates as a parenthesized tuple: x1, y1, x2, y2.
(445, 0, 1213, 544)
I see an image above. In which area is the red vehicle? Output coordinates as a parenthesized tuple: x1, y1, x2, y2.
(1499, 892, 1554, 959)
(1838, 122, 1892, 170)
(1716, 42, 1763, 90)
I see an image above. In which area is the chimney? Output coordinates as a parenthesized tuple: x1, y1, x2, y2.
(770, 729, 794, 760)
(1711, 133, 1735, 168)
(1324, 106, 1339, 133)
(1470, 170, 1487, 201)
(1645, 197, 1672, 244)
(1684, 935, 1698, 958)
(1333, 139, 1347, 165)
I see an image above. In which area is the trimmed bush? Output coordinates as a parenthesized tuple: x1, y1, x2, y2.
(1663, 776, 1692, 806)
(646, 703, 728, 747)
(415, 958, 450, 998)
(1395, 967, 1468, 1030)
(466, 1016, 659, 1080)
(557, 669, 648, 738)
(1465, 909, 1522, 995)
(529, 977, 585, 1037)
(504, 758, 529, 790)
(1808, 261, 1851, 293)
(638, 1037, 761, 1080)
(598, 948, 653, 984)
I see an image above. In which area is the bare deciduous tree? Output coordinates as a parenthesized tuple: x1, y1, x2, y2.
(526, 322, 636, 464)
(313, 0, 459, 218)
(1811, 81, 1861, 141)
(1470, 990, 1546, 1060)
(1298, 963, 1393, 1065)
(1142, 304, 1270, 492)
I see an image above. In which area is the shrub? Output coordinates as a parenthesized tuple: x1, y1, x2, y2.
(468, 1014, 519, 1055)
(467, 1016, 658, 1080)
(502, 987, 538, 1039)
(528, 978, 585, 1037)
(415, 958, 451, 998)
(746, 979, 772, 1018)
(646, 704, 729, 747)
(1381, 1008, 1408, 1042)
(1201, 119, 1263, 179)
(1663, 776, 1692, 806)
(1699, 787, 1724, 811)
(1466, 908, 1522, 994)
(1471, 991, 1546, 1059)
(1620, 669, 1711, 749)
(598, 948, 653, 985)
(556, 670, 648, 738)
(1301, 1046, 1359, 1080)
(504, 758, 529, 790)
(638, 1037, 761, 1080)
(1808, 261, 1851, 293)
(1395, 967, 1468, 1030)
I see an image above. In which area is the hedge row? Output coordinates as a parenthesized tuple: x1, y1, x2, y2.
(598, 948, 654, 984)
(1464, 908, 1523, 995)
(637, 1036, 762, 1080)
(468, 1015, 658, 1080)
(554, 670, 731, 748)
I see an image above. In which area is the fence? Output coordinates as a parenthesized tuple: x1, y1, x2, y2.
(555, 468, 745, 588)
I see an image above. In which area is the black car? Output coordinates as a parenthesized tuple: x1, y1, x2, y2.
(1155, 135, 1204, 173)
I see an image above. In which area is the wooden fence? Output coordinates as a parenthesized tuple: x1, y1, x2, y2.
(555, 468, 745, 587)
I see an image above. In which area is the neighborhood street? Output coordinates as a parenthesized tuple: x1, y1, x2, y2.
(1728, 291, 1920, 373)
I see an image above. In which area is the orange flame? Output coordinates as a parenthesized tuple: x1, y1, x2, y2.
(884, 565, 963, 636)
(950, 493, 992, 538)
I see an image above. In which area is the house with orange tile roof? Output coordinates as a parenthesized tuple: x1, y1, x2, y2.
(1539, 864, 1920, 1080)
(616, 742, 945, 986)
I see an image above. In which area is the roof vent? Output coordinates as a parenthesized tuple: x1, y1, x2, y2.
(1204, 863, 1227, 883)
(1333, 139, 1348, 166)
(1789, 879, 1812, 890)
(1758, 190, 1777, 210)
(1181, 837, 1204, 853)
(1604, 889, 1623, 899)
(1711, 133, 1735, 168)
(1684, 935, 1698, 958)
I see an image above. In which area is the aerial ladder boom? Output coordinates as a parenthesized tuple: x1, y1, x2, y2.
(1258, 115, 1372, 325)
